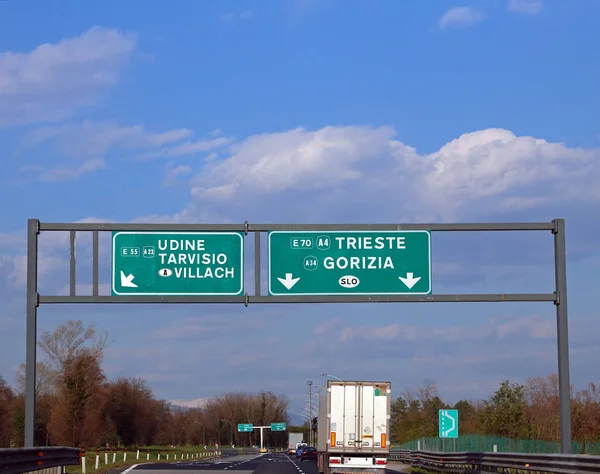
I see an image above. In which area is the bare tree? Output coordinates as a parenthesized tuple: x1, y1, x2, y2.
(38, 320, 109, 371)
(401, 387, 417, 404)
(417, 379, 439, 405)
(16, 362, 57, 396)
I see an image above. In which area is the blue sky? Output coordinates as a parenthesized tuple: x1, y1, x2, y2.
(1, 0, 600, 420)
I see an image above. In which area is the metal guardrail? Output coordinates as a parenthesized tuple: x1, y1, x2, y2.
(0, 447, 226, 473)
(388, 449, 600, 473)
(0, 447, 81, 474)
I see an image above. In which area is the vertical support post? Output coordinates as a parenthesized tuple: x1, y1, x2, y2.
(254, 231, 261, 296)
(69, 230, 76, 296)
(553, 218, 572, 454)
(308, 380, 313, 446)
(260, 427, 264, 451)
(25, 219, 39, 448)
(92, 231, 99, 296)
(81, 449, 86, 474)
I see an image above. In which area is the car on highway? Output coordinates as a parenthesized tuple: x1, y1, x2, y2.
(296, 444, 308, 458)
(294, 443, 307, 455)
(299, 446, 317, 461)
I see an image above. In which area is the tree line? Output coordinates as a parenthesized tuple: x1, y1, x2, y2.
(0, 320, 291, 448)
(391, 375, 600, 444)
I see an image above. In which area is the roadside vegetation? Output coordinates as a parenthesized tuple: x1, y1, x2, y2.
(2, 319, 600, 453)
(0, 320, 290, 449)
(390, 375, 600, 446)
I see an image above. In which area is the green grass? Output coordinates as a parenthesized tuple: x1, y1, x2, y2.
(65, 445, 221, 474)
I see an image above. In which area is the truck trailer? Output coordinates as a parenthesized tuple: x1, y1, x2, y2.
(288, 432, 305, 454)
(317, 380, 391, 474)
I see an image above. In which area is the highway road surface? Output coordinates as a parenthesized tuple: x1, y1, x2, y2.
(122, 451, 410, 473)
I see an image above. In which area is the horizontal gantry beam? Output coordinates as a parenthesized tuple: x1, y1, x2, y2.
(38, 293, 557, 304)
(38, 222, 557, 232)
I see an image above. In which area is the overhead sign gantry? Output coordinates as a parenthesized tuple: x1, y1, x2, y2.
(23, 219, 571, 454)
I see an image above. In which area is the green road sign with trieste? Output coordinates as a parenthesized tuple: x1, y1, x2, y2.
(112, 232, 244, 296)
(268, 231, 431, 295)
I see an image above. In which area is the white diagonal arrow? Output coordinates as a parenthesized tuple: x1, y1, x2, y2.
(120, 270, 138, 288)
(277, 273, 300, 290)
(399, 272, 421, 289)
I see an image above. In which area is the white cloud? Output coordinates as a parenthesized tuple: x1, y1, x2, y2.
(163, 165, 193, 186)
(168, 398, 209, 408)
(338, 314, 554, 343)
(314, 318, 342, 335)
(146, 315, 271, 342)
(0, 26, 136, 127)
(221, 10, 253, 23)
(175, 125, 600, 223)
(18, 121, 196, 181)
(439, 6, 484, 29)
(2, 216, 113, 290)
(27, 121, 192, 159)
(38, 157, 107, 182)
(508, 0, 542, 14)
(9, 254, 67, 286)
(189, 125, 406, 199)
(141, 137, 232, 160)
(2, 124, 599, 294)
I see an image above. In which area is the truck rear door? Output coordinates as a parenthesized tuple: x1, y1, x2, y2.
(329, 382, 390, 451)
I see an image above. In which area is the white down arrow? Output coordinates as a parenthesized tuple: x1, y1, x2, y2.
(399, 272, 421, 289)
(277, 273, 300, 290)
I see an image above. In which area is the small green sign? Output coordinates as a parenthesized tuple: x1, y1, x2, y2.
(271, 422, 287, 431)
(439, 410, 458, 438)
(268, 231, 431, 295)
(238, 423, 253, 432)
(111, 232, 244, 296)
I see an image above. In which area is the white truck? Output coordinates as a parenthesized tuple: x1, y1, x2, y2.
(288, 432, 305, 454)
(317, 380, 391, 474)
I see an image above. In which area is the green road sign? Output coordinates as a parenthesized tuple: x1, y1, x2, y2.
(268, 231, 431, 295)
(112, 232, 244, 296)
(439, 410, 459, 438)
(271, 422, 287, 431)
(238, 423, 253, 432)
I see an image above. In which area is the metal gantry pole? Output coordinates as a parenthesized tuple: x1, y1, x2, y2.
(553, 218, 572, 454)
(24, 219, 39, 448)
(307, 380, 313, 446)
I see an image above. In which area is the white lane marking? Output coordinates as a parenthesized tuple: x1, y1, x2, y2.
(121, 464, 141, 473)
(284, 453, 305, 474)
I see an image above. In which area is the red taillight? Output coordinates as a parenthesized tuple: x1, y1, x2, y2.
(331, 459, 341, 464)
(376, 460, 387, 465)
